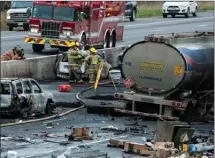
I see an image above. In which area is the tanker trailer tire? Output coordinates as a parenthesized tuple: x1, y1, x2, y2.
(32, 44, 44, 53)
(179, 100, 195, 122)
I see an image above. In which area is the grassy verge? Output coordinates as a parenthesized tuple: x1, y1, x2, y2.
(137, 2, 214, 18)
(1, 11, 8, 31)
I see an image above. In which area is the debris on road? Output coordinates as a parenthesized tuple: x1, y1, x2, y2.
(107, 138, 129, 148)
(104, 120, 214, 158)
(45, 122, 59, 129)
(7, 150, 17, 158)
(68, 127, 93, 141)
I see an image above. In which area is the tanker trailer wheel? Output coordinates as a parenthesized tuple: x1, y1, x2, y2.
(32, 44, 44, 53)
(179, 100, 196, 122)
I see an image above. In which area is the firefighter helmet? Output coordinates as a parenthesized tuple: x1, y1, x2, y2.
(89, 47, 97, 54)
(75, 42, 80, 47)
(71, 42, 76, 47)
(13, 45, 24, 55)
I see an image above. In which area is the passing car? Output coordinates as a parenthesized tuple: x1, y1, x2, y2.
(0, 78, 55, 117)
(6, 1, 32, 31)
(124, 1, 138, 21)
(162, 1, 197, 18)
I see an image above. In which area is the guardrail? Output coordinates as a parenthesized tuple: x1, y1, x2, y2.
(1, 46, 126, 80)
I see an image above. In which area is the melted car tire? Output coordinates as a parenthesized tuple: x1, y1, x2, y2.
(45, 102, 53, 115)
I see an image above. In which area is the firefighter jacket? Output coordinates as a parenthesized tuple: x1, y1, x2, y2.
(68, 49, 84, 67)
(1, 49, 21, 61)
(85, 54, 102, 66)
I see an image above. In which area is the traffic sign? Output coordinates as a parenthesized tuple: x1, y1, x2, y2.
(123, 77, 135, 88)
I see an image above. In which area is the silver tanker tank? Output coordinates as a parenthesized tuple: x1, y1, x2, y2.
(120, 32, 214, 95)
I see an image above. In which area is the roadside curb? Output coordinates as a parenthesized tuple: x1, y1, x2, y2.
(0, 105, 85, 128)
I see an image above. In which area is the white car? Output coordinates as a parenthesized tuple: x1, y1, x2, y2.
(55, 51, 112, 80)
(162, 1, 197, 18)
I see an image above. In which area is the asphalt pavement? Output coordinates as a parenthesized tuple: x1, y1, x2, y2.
(1, 81, 214, 158)
(1, 12, 213, 58)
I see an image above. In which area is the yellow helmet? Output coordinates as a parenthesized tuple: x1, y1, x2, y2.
(71, 42, 76, 47)
(89, 47, 97, 54)
(75, 42, 80, 47)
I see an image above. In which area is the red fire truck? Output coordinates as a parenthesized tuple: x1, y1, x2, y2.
(24, 1, 125, 53)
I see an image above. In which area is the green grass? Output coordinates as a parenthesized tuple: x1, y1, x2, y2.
(1, 11, 8, 31)
(137, 5, 214, 18)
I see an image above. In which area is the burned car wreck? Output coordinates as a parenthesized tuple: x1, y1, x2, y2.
(55, 51, 112, 80)
(0, 78, 56, 118)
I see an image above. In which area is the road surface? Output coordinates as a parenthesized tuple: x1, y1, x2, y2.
(1, 12, 213, 58)
(1, 81, 214, 158)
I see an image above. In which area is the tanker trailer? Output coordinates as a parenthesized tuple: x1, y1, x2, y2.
(114, 32, 214, 121)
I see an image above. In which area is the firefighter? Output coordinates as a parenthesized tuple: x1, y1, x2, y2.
(1, 45, 25, 61)
(68, 41, 85, 83)
(85, 47, 102, 84)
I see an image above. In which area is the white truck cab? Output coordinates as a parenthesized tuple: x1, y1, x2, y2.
(6, 1, 32, 31)
(162, 1, 197, 18)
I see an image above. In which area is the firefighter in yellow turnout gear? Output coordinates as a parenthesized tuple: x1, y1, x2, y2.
(85, 47, 102, 84)
(68, 42, 85, 83)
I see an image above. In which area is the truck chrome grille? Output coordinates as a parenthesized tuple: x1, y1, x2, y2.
(41, 21, 61, 38)
(11, 13, 28, 19)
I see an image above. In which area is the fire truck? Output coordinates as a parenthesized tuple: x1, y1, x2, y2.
(24, 1, 125, 53)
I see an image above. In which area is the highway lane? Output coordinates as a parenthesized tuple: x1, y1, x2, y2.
(1, 81, 214, 157)
(1, 12, 213, 58)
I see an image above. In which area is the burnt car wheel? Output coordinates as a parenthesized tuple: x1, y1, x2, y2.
(45, 102, 53, 115)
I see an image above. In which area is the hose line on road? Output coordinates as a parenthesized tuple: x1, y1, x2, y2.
(75, 81, 114, 107)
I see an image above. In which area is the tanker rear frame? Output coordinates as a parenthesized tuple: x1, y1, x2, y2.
(114, 32, 214, 121)
(114, 89, 213, 121)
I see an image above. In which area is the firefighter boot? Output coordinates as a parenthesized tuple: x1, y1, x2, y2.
(89, 73, 95, 84)
(69, 80, 76, 83)
(77, 79, 83, 83)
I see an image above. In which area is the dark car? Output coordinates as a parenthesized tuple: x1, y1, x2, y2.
(124, 1, 138, 21)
